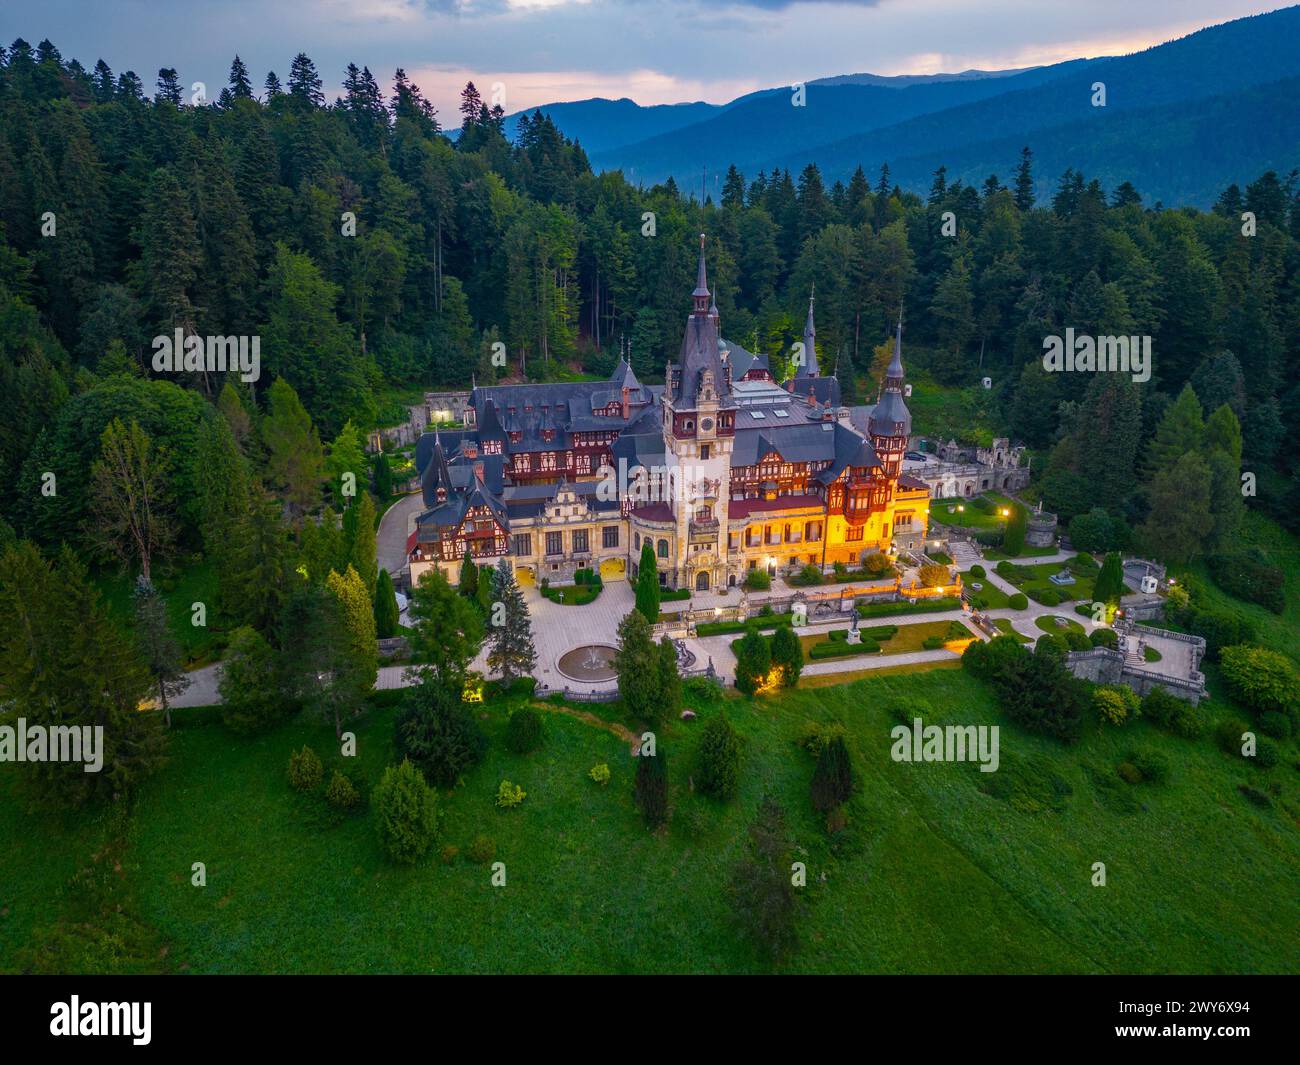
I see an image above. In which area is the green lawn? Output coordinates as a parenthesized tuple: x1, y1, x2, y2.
(4, 666, 1295, 974)
(961, 570, 1011, 609)
(932, 492, 1018, 531)
(997, 561, 1095, 603)
(541, 584, 602, 605)
(1035, 614, 1085, 635)
(992, 618, 1033, 643)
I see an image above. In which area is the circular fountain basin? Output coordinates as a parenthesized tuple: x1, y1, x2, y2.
(556, 644, 620, 682)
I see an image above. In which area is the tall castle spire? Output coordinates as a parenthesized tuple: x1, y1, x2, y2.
(869, 307, 912, 443)
(692, 233, 710, 316)
(797, 286, 819, 378)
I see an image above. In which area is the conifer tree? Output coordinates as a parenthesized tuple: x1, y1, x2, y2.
(374, 567, 400, 639)
(735, 628, 772, 696)
(132, 575, 190, 727)
(0, 543, 165, 806)
(728, 794, 799, 961)
(228, 55, 253, 99)
(696, 712, 742, 801)
(634, 540, 660, 623)
(326, 564, 379, 697)
(262, 377, 324, 518)
(486, 558, 537, 687)
(1013, 146, 1035, 211)
(655, 636, 682, 722)
(810, 734, 854, 813)
(342, 492, 377, 594)
(614, 608, 659, 722)
(771, 623, 803, 687)
(1092, 551, 1125, 606)
(1002, 502, 1027, 557)
(459, 551, 479, 599)
(634, 746, 668, 830)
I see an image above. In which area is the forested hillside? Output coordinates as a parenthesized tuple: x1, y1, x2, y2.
(1, 35, 1299, 557)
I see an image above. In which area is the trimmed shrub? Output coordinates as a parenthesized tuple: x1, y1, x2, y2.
(922, 635, 945, 650)
(1207, 552, 1286, 613)
(800, 720, 848, 756)
(635, 751, 669, 829)
(504, 707, 543, 754)
(1128, 749, 1170, 785)
(969, 564, 986, 578)
(325, 770, 360, 810)
(1028, 587, 1062, 607)
(696, 713, 742, 801)
(744, 569, 771, 591)
(810, 735, 854, 813)
(466, 834, 496, 863)
(372, 760, 439, 864)
(1094, 685, 1139, 726)
(1063, 630, 1091, 651)
(1089, 628, 1119, 649)
(589, 763, 610, 785)
(1141, 687, 1205, 738)
(1258, 710, 1292, 739)
(288, 746, 324, 792)
(1008, 592, 1029, 610)
(1215, 718, 1251, 756)
(1218, 645, 1299, 718)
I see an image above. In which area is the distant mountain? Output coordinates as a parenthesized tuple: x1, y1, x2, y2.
(809, 67, 1038, 88)
(559, 5, 1300, 207)
(500, 97, 725, 156)
(760, 6, 1300, 205)
(587, 61, 1098, 191)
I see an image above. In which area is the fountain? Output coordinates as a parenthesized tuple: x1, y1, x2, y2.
(556, 644, 620, 682)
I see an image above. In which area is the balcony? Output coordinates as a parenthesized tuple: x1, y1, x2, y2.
(689, 519, 720, 542)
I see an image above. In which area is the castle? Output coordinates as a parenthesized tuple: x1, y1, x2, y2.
(408, 237, 931, 591)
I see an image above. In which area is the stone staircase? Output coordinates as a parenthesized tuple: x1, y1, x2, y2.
(949, 539, 983, 570)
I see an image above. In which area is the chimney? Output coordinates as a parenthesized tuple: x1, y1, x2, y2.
(473, 461, 485, 483)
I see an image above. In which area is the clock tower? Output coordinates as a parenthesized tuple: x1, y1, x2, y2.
(662, 235, 736, 592)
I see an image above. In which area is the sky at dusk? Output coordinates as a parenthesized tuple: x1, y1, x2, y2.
(5, 0, 1295, 117)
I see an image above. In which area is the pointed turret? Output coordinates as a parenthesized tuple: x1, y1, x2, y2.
(797, 288, 819, 378)
(691, 232, 710, 316)
(869, 310, 912, 443)
(421, 429, 454, 504)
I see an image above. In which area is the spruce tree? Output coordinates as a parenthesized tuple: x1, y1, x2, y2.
(735, 628, 772, 696)
(634, 747, 668, 830)
(486, 558, 537, 687)
(771, 624, 803, 687)
(1092, 551, 1125, 606)
(0, 543, 165, 807)
(634, 540, 660, 623)
(459, 551, 480, 599)
(696, 712, 742, 801)
(810, 734, 854, 813)
(614, 608, 659, 721)
(728, 795, 799, 961)
(1003, 502, 1028, 557)
(342, 492, 377, 594)
(132, 575, 190, 727)
(261, 377, 325, 518)
(655, 636, 682, 722)
(374, 568, 400, 640)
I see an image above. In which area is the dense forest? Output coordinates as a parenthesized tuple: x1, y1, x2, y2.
(1, 36, 1299, 555)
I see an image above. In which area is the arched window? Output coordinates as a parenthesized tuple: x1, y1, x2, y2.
(657, 539, 668, 559)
